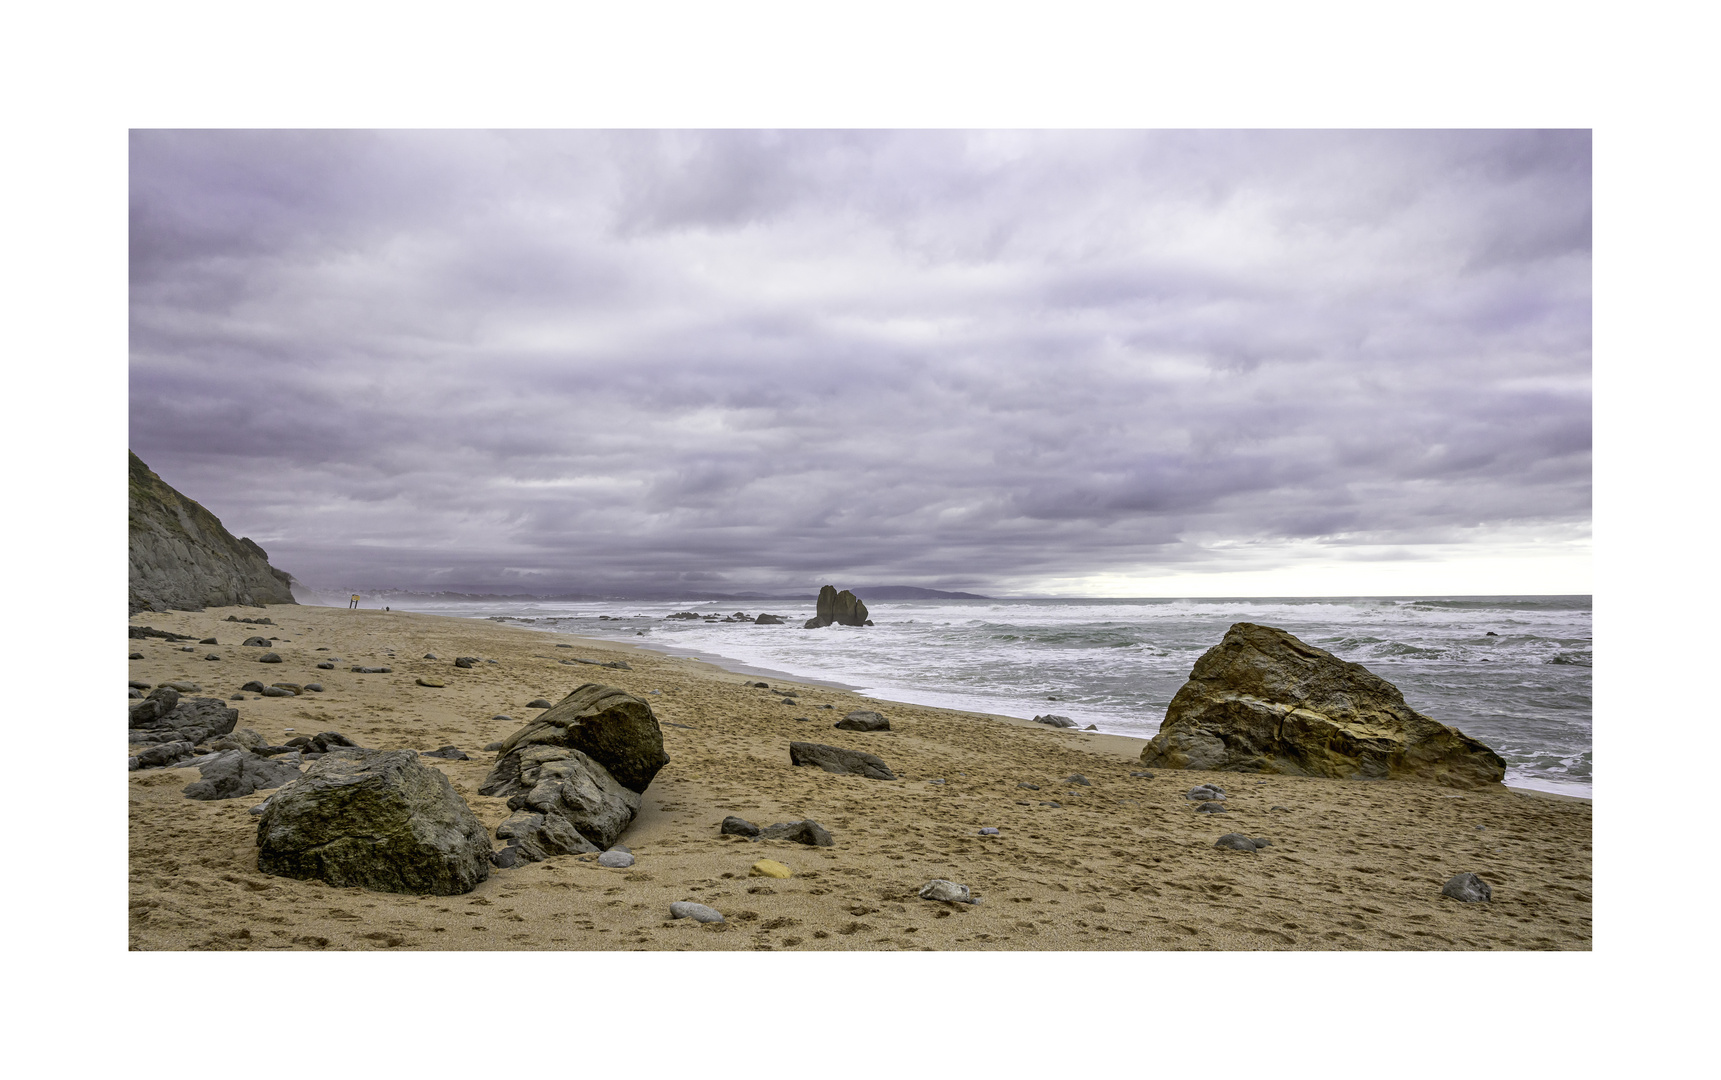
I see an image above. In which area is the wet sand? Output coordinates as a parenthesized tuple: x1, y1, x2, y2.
(128, 604, 1592, 951)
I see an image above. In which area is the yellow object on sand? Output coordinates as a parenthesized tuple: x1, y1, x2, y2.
(749, 859, 792, 879)
(416, 677, 446, 688)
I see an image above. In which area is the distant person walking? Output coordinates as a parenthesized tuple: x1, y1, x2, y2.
(349, 594, 360, 609)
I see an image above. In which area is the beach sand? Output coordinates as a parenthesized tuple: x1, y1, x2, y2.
(128, 604, 1592, 951)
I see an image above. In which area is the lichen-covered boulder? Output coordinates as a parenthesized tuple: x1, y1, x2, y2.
(1140, 623, 1505, 788)
(490, 683, 667, 794)
(256, 748, 491, 895)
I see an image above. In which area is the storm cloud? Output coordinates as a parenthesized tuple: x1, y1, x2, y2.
(129, 130, 1590, 596)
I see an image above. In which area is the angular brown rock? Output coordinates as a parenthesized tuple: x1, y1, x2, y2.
(1139, 623, 1505, 789)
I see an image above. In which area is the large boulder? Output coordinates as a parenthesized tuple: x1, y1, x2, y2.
(488, 683, 667, 794)
(479, 743, 641, 851)
(803, 585, 870, 628)
(1139, 623, 1506, 789)
(256, 748, 491, 895)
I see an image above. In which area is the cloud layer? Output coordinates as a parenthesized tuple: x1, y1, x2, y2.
(129, 130, 1591, 595)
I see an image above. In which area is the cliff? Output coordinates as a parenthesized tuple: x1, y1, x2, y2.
(128, 451, 297, 614)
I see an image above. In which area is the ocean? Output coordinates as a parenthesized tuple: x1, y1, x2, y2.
(388, 594, 1593, 799)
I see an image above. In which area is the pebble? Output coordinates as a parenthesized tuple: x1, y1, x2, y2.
(1130, 771, 1154, 778)
(669, 901, 725, 924)
(316, 661, 334, 669)
(721, 816, 761, 837)
(1270, 805, 1289, 812)
(1017, 782, 1040, 790)
(303, 683, 323, 692)
(978, 827, 1000, 835)
(129, 652, 143, 660)
(483, 741, 504, 752)
(423, 653, 438, 659)
(258, 652, 282, 663)
(1195, 803, 1228, 814)
(1039, 801, 1062, 808)
(416, 677, 446, 688)
(598, 850, 635, 868)
(130, 681, 151, 690)
(129, 687, 144, 698)
(260, 686, 294, 697)
(929, 779, 945, 785)
(749, 859, 792, 879)
(527, 698, 553, 709)
(1214, 833, 1261, 852)
(1187, 785, 1226, 801)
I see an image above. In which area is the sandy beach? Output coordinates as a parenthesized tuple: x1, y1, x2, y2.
(128, 604, 1592, 951)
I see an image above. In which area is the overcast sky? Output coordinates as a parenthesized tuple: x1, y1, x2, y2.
(129, 129, 1590, 597)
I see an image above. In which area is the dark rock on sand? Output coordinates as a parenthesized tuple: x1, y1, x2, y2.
(721, 815, 761, 837)
(527, 698, 553, 709)
(241, 636, 273, 647)
(421, 746, 471, 760)
(258, 652, 282, 664)
(183, 750, 301, 800)
(130, 740, 197, 771)
(1214, 833, 1261, 852)
(496, 809, 600, 861)
(1131, 770, 1155, 778)
(1018, 783, 1040, 790)
(351, 666, 392, 674)
(240, 680, 268, 693)
(316, 661, 335, 669)
(261, 685, 293, 697)
(1195, 803, 1228, 814)
(1140, 622, 1507, 788)
(454, 656, 478, 668)
(199, 637, 218, 645)
(1187, 784, 1226, 801)
(128, 625, 197, 642)
(1032, 714, 1077, 728)
(129, 687, 145, 698)
(598, 850, 635, 868)
(759, 819, 834, 846)
(129, 692, 239, 746)
(130, 652, 144, 659)
(1442, 872, 1493, 903)
(835, 710, 889, 732)
(789, 742, 897, 780)
(484, 741, 504, 752)
(256, 748, 491, 894)
(490, 846, 522, 869)
(1067, 774, 1091, 786)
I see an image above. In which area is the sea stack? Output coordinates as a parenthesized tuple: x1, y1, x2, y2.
(1139, 622, 1506, 789)
(803, 585, 869, 628)
(129, 451, 297, 614)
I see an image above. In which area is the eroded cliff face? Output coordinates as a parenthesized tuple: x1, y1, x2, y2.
(128, 451, 297, 615)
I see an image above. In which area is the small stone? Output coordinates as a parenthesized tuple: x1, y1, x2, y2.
(929, 779, 945, 785)
(1442, 873, 1493, 903)
(1214, 833, 1259, 852)
(1039, 801, 1062, 808)
(483, 741, 504, 752)
(759, 820, 834, 846)
(130, 652, 143, 660)
(835, 709, 889, 732)
(1271, 805, 1289, 812)
(1130, 770, 1154, 778)
(749, 859, 792, 879)
(598, 850, 635, 868)
(527, 698, 553, 709)
(720, 816, 761, 837)
(978, 827, 1000, 835)
(1067, 774, 1091, 786)
(416, 677, 446, 688)
(242, 636, 272, 647)
(1031, 714, 1077, 728)
(421, 746, 471, 760)
(260, 685, 294, 697)
(258, 652, 282, 663)
(303, 683, 323, 692)
(204, 653, 221, 660)
(1017, 782, 1040, 790)
(423, 653, 438, 659)
(490, 846, 521, 868)
(1195, 803, 1228, 814)
(669, 901, 725, 923)
(1085, 724, 1098, 730)
(1187, 785, 1226, 801)
(317, 661, 335, 669)
(918, 879, 973, 903)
